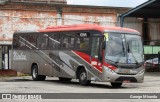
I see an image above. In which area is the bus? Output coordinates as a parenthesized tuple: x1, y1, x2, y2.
(12, 24, 144, 87)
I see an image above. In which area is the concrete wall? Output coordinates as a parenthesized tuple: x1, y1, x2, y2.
(63, 13, 116, 26)
(0, 3, 128, 42)
(0, 10, 57, 39)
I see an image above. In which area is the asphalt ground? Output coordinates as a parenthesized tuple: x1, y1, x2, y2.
(0, 72, 160, 102)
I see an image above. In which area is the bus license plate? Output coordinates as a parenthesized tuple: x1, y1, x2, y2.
(123, 80, 130, 83)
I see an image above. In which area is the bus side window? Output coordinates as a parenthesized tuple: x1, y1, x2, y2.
(13, 35, 19, 49)
(37, 34, 48, 49)
(61, 33, 75, 49)
(26, 34, 37, 49)
(19, 36, 26, 49)
(75, 38, 89, 50)
(48, 34, 61, 49)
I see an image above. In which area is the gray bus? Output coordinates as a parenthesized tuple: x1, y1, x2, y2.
(12, 24, 145, 87)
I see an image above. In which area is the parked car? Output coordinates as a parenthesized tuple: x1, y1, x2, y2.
(144, 58, 159, 72)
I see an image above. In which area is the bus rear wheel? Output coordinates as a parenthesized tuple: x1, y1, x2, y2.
(31, 65, 46, 81)
(78, 69, 90, 86)
(59, 77, 72, 82)
(111, 82, 122, 88)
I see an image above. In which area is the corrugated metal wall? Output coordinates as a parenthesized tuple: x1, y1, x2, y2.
(123, 17, 143, 34)
(149, 19, 160, 40)
(123, 17, 160, 42)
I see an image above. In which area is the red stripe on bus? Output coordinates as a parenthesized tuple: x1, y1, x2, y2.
(73, 51, 102, 72)
(38, 24, 139, 34)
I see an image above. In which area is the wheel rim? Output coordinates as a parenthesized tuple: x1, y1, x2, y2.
(80, 72, 86, 81)
(33, 68, 38, 78)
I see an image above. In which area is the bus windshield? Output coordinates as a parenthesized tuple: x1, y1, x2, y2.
(105, 33, 143, 64)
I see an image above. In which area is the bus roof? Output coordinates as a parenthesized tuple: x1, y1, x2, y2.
(38, 24, 140, 34)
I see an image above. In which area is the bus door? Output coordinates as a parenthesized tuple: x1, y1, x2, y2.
(90, 36, 102, 76)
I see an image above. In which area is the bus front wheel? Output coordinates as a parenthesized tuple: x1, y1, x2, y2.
(31, 65, 46, 81)
(111, 82, 122, 88)
(78, 69, 90, 86)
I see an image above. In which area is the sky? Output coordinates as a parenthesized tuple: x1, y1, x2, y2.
(67, 0, 148, 7)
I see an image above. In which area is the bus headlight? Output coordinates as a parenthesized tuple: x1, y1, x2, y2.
(104, 66, 116, 74)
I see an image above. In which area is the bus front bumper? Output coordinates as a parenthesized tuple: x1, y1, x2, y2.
(102, 66, 145, 83)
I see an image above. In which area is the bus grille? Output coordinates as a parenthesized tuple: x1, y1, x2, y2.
(115, 77, 137, 82)
(117, 73, 137, 75)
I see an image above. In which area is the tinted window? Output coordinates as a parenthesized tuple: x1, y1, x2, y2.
(13, 35, 20, 49)
(75, 32, 90, 50)
(48, 33, 61, 49)
(37, 34, 48, 49)
(19, 36, 26, 49)
(25, 34, 37, 49)
(61, 33, 75, 49)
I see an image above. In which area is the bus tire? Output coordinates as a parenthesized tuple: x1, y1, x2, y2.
(78, 69, 90, 86)
(39, 75, 46, 81)
(31, 64, 46, 81)
(111, 82, 122, 88)
(59, 77, 72, 82)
